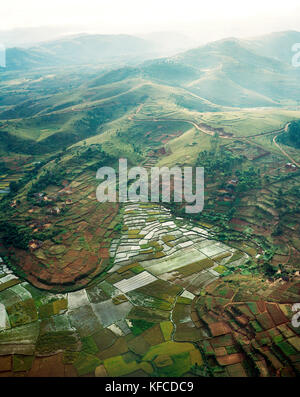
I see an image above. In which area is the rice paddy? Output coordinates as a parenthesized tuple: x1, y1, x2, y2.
(0, 200, 298, 377)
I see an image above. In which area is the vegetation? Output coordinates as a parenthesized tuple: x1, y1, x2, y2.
(196, 145, 242, 176)
(278, 120, 300, 148)
(0, 30, 299, 379)
(0, 222, 33, 250)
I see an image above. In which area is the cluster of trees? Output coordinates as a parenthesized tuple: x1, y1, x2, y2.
(73, 108, 114, 135)
(0, 221, 60, 250)
(70, 144, 115, 171)
(263, 262, 277, 278)
(260, 250, 277, 279)
(27, 166, 66, 199)
(195, 209, 231, 227)
(196, 147, 242, 177)
(0, 222, 33, 250)
(0, 161, 9, 174)
(9, 161, 45, 195)
(235, 167, 261, 193)
(7, 148, 70, 200)
(278, 121, 300, 149)
(262, 262, 292, 281)
(196, 141, 262, 195)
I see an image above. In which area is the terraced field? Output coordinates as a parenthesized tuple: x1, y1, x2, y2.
(0, 202, 260, 377)
(0, 30, 300, 378)
(109, 203, 248, 292)
(0, 114, 299, 377)
(2, 170, 120, 292)
(194, 275, 300, 377)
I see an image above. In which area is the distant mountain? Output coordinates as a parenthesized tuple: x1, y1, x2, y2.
(1, 31, 197, 71)
(2, 30, 300, 108)
(243, 30, 300, 64)
(0, 26, 78, 48)
(137, 33, 300, 107)
(3, 34, 156, 70)
(5, 47, 54, 69)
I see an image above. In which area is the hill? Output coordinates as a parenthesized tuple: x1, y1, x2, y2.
(244, 30, 300, 63)
(2, 31, 300, 108)
(141, 35, 300, 107)
(2, 34, 156, 70)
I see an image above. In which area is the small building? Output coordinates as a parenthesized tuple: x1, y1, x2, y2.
(47, 206, 61, 215)
(10, 200, 17, 208)
(28, 240, 43, 251)
(227, 179, 239, 186)
(285, 163, 297, 171)
(33, 192, 44, 199)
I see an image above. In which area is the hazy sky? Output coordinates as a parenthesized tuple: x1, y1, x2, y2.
(1, 0, 300, 42)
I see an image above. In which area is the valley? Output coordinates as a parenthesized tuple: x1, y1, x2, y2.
(0, 30, 299, 377)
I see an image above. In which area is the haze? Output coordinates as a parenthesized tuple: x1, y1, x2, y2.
(1, 0, 300, 46)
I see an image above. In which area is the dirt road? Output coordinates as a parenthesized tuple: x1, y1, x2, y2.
(273, 135, 300, 168)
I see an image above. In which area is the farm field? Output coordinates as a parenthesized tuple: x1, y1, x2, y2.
(0, 28, 300, 378)
(1, 98, 299, 376)
(0, 201, 299, 377)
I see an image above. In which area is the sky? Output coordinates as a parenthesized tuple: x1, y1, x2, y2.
(1, 0, 300, 43)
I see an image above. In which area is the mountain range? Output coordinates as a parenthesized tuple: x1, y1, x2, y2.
(2, 30, 300, 108)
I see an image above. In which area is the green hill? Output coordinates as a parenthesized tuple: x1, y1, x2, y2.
(142, 36, 300, 107)
(2, 34, 155, 70)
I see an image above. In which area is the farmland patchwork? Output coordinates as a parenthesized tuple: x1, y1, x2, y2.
(0, 201, 299, 376)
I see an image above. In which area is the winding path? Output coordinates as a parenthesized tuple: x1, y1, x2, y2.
(131, 112, 300, 167)
(273, 134, 300, 168)
(130, 114, 288, 141)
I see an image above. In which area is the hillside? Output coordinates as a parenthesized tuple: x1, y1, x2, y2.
(278, 120, 300, 148)
(2, 31, 300, 108)
(0, 69, 221, 154)
(142, 35, 300, 107)
(0, 29, 300, 379)
(2, 34, 156, 70)
(244, 30, 300, 63)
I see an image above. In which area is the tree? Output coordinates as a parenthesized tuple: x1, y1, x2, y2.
(263, 262, 277, 277)
(9, 181, 19, 193)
